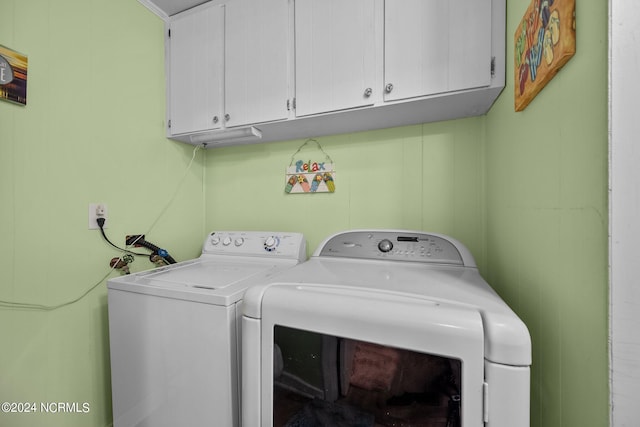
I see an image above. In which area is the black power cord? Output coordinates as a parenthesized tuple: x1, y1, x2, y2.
(130, 236, 177, 264)
(96, 218, 177, 265)
(96, 218, 148, 256)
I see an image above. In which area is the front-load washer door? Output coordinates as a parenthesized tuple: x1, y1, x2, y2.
(243, 283, 485, 427)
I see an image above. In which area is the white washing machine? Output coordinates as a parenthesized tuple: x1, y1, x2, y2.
(107, 231, 306, 427)
(242, 230, 531, 427)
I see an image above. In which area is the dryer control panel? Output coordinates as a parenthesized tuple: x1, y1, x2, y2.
(202, 231, 306, 261)
(317, 230, 474, 266)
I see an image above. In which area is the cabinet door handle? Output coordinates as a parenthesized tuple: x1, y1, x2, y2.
(224, 113, 231, 122)
(364, 87, 372, 97)
(385, 83, 394, 93)
(213, 116, 219, 124)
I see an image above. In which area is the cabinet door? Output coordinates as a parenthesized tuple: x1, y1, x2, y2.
(384, 0, 492, 102)
(294, 0, 375, 117)
(225, 0, 290, 127)
(168, 4, 223, 135)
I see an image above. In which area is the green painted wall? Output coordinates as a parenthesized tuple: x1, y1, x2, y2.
(0, 1, 609, 427)
(484, 1, 609, 427)
(205, 120, 487, 265)
(0, 1, 205, 426)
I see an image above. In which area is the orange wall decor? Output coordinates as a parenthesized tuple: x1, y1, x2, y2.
(514, 0, 576, 111)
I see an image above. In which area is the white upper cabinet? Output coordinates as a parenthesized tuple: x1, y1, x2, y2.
(167, 0, 290, 136)
(384, 0, 492, 102)
(138, 0, 210, 19)
(224, 0, 290, 127)
(168, 4, 223, 135)
(294, 0, 376, 117)
(157, 0, 505, 146)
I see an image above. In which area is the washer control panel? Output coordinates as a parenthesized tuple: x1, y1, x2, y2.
(202, 231, 306, 260)
(317, 230, 470, 266)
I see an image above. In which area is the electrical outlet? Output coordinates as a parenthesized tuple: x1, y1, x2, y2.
(88, 203, 108, 230)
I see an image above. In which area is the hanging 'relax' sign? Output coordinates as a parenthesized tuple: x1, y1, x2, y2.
(285, 139, 335, 194)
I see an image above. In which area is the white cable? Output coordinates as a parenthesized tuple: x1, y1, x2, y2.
(0, 144, 205, 311)
(0, 265, 117, 311)
(142, 144, 202, 238)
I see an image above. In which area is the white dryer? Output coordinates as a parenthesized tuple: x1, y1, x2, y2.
(242, 230, 531, 427)
(107, 231, 306, 427)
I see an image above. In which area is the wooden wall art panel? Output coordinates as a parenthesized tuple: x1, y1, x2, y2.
(514, 0, 576, 111)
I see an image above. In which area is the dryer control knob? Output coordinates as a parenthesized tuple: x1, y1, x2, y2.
(222, 236, 232, 246)
(378, 239, 394, 253)
(264, 236, 279, 251)
(234, 237, 244, 246)
(210, 236, 220, 245)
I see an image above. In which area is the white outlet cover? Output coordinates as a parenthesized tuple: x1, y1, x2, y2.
(88, 203, 108, 230)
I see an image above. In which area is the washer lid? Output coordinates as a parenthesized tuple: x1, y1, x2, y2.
(107, 257, 297, 306)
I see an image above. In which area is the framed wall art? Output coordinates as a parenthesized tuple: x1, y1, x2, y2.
(514, 0, 576, 111)
(0, 44, 28, 106)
